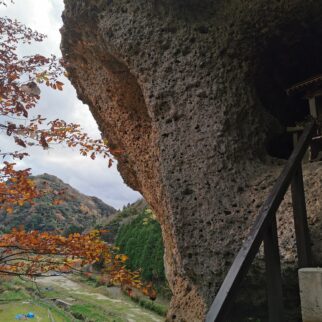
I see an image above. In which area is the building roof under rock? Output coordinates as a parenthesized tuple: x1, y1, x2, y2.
(286, 74, 322, 96)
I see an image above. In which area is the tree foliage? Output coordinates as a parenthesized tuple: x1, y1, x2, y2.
(0, 228, 156, 298)
(0, 1, 155, 298)
(0, 0, 113, 210)
(115, 208, 165, 285)
(0, 174, 116, 235)
(0, 163, 37, 213)
(0, 229, 141, 287)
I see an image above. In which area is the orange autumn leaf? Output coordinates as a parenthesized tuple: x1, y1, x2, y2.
(0, 229, 155, 297)
(0, 0, 155, 300)
(55, 81, 64, 91)
(6, 207, 13, 214)
(0, 5, 114, 209)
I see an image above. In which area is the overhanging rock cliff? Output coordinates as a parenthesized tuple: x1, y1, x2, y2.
(61, 1, 322, 320)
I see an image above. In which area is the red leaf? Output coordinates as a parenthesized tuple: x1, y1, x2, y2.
(6, 123, 16, 136)
(23, 108, 28, 118)
(56, 81, 64, 91)
(16, 102, 28, 118)
(40, 134, 49, 149)
(14, 137, 26, 148)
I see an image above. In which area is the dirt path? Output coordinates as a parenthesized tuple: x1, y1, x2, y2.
(37, 275, 163, 322)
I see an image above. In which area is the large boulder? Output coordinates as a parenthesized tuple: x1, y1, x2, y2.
(61, 1, 322, 320)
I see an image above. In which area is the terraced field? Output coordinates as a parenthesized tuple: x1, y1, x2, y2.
(0, 301, 70, 321)
(0, 276, 166, 321)
(36, 275, 164, 322)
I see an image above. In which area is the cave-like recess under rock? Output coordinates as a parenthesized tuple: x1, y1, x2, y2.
(61, 1, 322, 321)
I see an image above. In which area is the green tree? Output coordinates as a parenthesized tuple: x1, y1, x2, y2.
(115, 209, 166, 284)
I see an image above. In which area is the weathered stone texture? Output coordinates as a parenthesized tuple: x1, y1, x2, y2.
(61, 1, 322, 321)
(299, 267, 322, 322)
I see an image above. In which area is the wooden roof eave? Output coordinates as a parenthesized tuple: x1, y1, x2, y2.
(286, 74, 322, 97)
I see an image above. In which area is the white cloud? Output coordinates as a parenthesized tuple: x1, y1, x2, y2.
(0, 0, 63, 56)
(1, 0, 142, 209)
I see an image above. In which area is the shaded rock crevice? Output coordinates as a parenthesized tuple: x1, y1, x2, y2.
(61, 1, 322, 321)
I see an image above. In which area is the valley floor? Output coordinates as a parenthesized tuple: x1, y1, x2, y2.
(0, 275, 165, 322)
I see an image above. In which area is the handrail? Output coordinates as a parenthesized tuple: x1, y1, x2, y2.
(206, 119, 316, 322)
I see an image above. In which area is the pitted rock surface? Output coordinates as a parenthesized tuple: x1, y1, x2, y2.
(61, 1, 322, 320)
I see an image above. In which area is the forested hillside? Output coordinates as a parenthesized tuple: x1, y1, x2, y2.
(114, 207, 166, 287)
(1, 172, 168, 292)
(0, 173, 116, 235)
(97, 199, 147, 243)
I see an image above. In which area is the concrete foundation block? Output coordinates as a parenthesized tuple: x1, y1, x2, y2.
(299, 267, 322, 322)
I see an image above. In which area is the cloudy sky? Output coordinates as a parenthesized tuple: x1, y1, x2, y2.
(0, 0, 141, 209)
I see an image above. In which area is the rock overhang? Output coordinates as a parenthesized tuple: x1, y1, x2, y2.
(61, 1, 322, 320)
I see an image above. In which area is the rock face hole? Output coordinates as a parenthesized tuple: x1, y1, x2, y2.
(256, 29, 322, 159)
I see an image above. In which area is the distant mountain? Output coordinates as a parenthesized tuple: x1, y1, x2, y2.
(0, 173, 116, 235)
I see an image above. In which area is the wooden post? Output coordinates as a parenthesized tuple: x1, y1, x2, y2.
(206, 121, 315, 322)
(309, 97, 318, 119)
(264, 217, 284, 322)
(291, 165, 312, 268)
(287, 126, 310, 163)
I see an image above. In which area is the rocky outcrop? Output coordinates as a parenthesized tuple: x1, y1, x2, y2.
(61, 1, 322, 320)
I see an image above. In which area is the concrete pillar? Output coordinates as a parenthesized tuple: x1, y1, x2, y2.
(299, 267, 322, 322)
